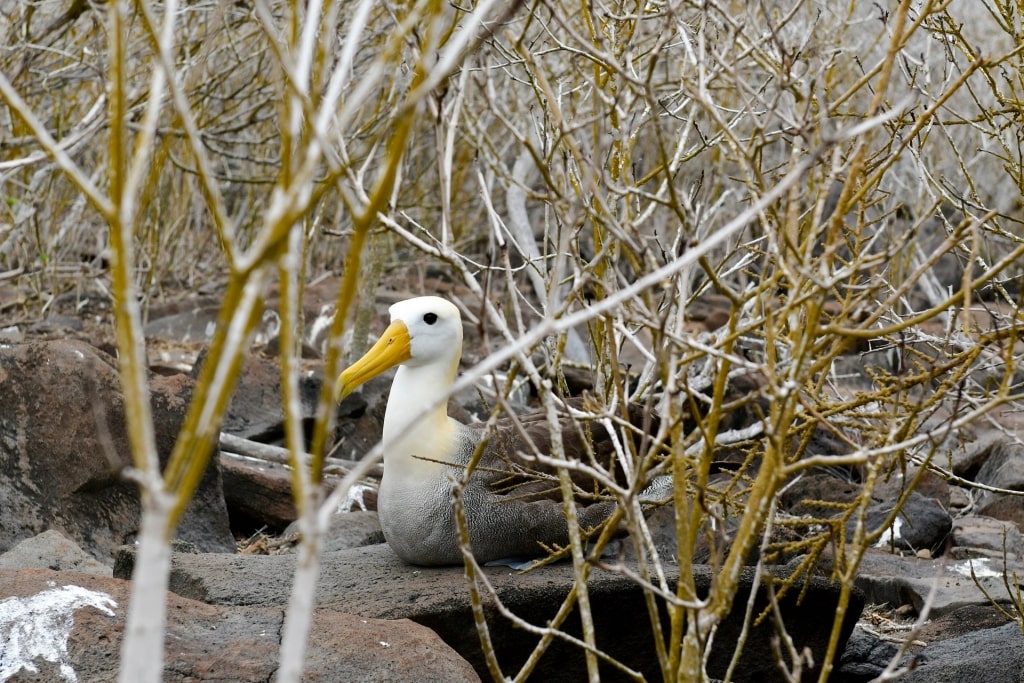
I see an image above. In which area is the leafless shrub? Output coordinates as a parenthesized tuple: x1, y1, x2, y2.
(2, 0, 1022, 681)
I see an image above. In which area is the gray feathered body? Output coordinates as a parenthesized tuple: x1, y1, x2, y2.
(378, 419, 618, 566)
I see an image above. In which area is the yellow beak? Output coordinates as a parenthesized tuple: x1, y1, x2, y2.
(335, 320, 412, 400)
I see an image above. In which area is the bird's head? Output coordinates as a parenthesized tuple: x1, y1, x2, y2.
(335, 296, 463, 400)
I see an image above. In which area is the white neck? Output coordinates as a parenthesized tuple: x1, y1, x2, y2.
(382, 358, 459, 484)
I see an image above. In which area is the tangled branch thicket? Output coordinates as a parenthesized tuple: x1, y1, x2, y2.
(2, 0, 1023, 680)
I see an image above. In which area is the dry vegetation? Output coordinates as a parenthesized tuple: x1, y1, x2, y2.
(2, 0, 1024, 681)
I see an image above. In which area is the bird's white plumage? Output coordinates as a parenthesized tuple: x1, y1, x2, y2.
(338, 296, 627, 565)
(378, 297, 464, 490)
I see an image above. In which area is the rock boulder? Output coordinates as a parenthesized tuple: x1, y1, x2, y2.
(115, 542, 864, 683)
(0, 340, 234, 563)
(0, 569, 478, 682)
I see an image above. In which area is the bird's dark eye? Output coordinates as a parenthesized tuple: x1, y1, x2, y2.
(423, 312, 438, 325)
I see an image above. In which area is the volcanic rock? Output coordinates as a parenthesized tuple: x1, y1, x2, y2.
(0, 569, 478, 682)
(114, 542, 863, 683)
(0, 339, 234, 563)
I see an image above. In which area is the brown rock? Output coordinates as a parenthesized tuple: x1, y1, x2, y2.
(150, 373, 236, 554)
(0, 569, 478, 682)
(219, 454, 300, 530)
(332, 373, 392, 460)
(210, 349, 322, 442)
(875, 466, 952, 509)
(975, 495, 1024, 531)
(219, 454, 378, 532)
(0, 340, 233, 562)
(781, 472, 861, 517)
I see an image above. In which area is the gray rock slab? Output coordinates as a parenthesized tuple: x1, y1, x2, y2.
(279, 511, 385, 554)
(836, 604, 1018, 681)
(115, 543, 863, 683)
(850, 548, 1024, 617)
(898, 621, 1024, 683)
(0, 530, 111, 576)
(144, 305, 221, 343)
(836, 625, 900, 681)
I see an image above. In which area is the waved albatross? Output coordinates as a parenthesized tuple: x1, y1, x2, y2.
(336, 296, 659, 566)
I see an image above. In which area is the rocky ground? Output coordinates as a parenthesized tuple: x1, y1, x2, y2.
(2, 279, 1024, 682)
